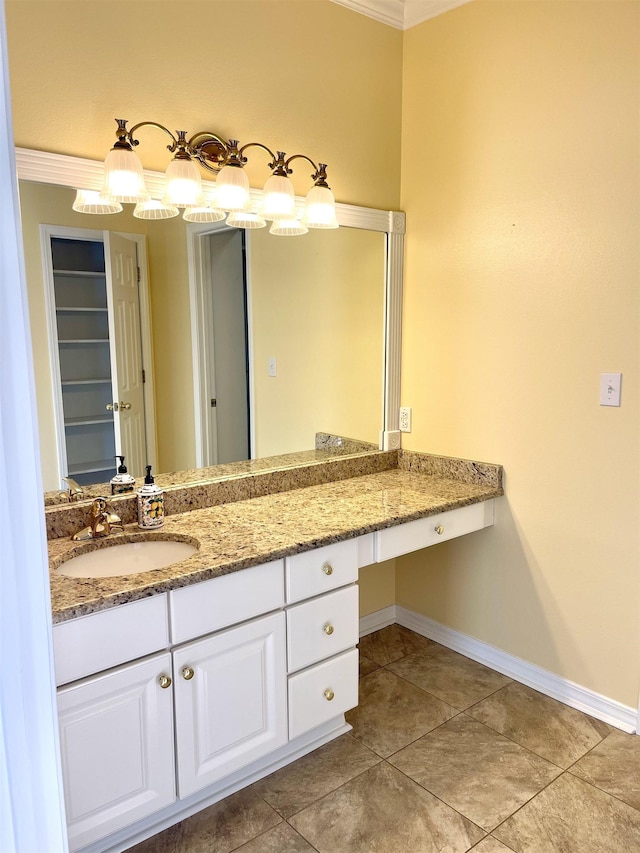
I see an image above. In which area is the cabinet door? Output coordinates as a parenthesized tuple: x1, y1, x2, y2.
(57, 653, 175, 852)
(174, 611, 287, 798)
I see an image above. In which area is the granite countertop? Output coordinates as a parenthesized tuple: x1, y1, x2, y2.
(49, 455, 503, 624)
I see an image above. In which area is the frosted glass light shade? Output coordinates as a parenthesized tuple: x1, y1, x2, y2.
(133, 199, 179, 220)
(302, 184, 339, 229)
(162, 158, 205, 208)
(183, 205, 226, 223)
(100, 148, 150, 203)
(269, 217, 308, 236)
(72, 189, 122, 214)
(226, 211, 267, 229)
(215, 164, 250, 212)
(260, 174, 295, 220)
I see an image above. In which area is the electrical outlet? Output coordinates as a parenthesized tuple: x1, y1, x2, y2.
(399, 406, 412, 432)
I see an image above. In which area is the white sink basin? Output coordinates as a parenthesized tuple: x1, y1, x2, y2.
(56, 539, 198, 578)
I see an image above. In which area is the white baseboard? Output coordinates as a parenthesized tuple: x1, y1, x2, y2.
(359, 605, 397, 636)
(360, 606, 637, 734)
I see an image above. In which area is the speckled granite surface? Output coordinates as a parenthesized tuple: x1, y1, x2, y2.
(44, 439, 379, 507)
(49, 453, 503, 624)
(45, 450, 399, 540)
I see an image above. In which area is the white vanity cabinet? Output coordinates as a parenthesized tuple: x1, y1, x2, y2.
(172, 610, 287, 798)
(57, 652, 175, 851)
(51, 499, 496, 852)
(284, 539, 361, 739)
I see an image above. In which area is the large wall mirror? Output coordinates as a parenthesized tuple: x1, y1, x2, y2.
(17, 149, 404, 495)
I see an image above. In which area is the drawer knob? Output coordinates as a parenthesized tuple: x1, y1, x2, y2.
(435, 525, 445, 535)
(323, 688, 335, 701)
(158, 674, 172, 689)
(182, 666, 195, 681)
(323, 623, 335, 636)
(322, 562, 333, 576)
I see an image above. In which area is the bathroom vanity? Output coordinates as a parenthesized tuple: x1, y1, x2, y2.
(47, 449, 502, 853)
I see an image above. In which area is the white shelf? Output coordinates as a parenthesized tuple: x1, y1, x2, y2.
(56, 307, 108, 314)
(64, 416, 114, 428)
(54, 269, 105, 278)
(58, 339, 109, 345)
(61, 378, 111, 386)
(67, 459, 114, 476)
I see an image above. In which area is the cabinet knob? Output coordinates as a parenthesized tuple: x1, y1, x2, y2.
(182, 666, 195, 681)
(323, 623, 335, 635)
(434, 525, 445, 535)
(158, 674, 172, 689)
(322, 562, 333, 576)
(323, 688, 335, 701)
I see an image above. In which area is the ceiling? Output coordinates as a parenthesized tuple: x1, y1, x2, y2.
(331, 0, 473, 30)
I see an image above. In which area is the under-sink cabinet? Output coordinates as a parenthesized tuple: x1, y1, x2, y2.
(52, 499, 496, 852)
(54, 546, 362, 853)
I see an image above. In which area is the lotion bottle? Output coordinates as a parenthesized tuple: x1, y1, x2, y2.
(137, 465, 164, 528)
(110, 455, 135, 495)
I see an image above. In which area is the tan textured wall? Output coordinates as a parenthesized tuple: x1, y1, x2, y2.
(359, 559, 396, 617)
(250, 226, 385, 456)
(8, 0, 401, 491)
(5, 0, 402, 210)
(398, 1, 640, 706)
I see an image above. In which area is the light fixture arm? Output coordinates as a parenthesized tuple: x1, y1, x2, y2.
(124, 119, 180, 154)
(285, 154, 330, 188)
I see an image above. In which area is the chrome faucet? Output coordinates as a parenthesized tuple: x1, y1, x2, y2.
(72, 497, 124, 541)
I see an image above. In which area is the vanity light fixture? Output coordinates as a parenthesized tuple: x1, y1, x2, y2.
(74, 118, 339, 235)
(72, 189, 122, 215)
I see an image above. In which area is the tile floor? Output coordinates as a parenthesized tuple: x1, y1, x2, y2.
(128, 625, 640, 853)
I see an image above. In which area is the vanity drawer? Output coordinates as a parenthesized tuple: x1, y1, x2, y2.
(375, 500, 495, 562)
(288, 648, 359, 740)
(286, 585, 359, 673)
(53, 595, 169, 687)
(285, 539, 359, 604)
(169, 559, 284, 644)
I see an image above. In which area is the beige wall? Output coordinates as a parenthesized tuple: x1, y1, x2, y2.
(10, 0, 639, 709)
(250, 226, 385, 456)
(399, 0, 640, 707)
(9, 0, 402, 485)
(6, 0, 402, 210)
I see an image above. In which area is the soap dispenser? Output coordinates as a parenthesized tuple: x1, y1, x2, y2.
(110, 455, 136, 495)
(137, 465, 164, 529)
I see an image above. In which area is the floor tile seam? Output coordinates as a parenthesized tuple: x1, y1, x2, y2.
(457, 712, 570, 773)
(380, 659, 516, 715)
(472, 835, 519, 853)
(564, 767, 640, 815)
(488, 769, 574, 837)
(561, 728, 616, 773)
(281, 820, 321, 853)
(371, 708, 469, 760)
(378, 662, 467, 714)
(384, 756, 490, 837)
(269, 756, 385, 821)
(225, 810, 286, 853)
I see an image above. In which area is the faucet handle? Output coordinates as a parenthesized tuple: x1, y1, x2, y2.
(94, 496, 124, 533)
(60, 477, 84, 502)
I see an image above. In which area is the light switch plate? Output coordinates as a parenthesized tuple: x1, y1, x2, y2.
(600, 372, 622, 407)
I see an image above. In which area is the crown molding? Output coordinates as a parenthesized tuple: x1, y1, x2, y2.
(330, 0, 472, 30)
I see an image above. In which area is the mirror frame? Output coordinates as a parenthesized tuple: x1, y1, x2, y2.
(16, 147, 405, 464)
